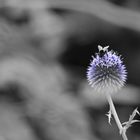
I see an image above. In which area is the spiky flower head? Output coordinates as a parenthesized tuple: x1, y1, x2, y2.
(87, 45, 127, 94)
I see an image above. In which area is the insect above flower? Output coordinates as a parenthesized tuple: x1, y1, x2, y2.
(87, 45, 127, 94)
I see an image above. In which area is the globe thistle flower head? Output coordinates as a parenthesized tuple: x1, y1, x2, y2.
(87, 45, 127, 94)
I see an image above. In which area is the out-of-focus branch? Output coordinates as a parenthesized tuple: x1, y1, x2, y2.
(80, 80, 140, 108)
(48, 0, 140, 32)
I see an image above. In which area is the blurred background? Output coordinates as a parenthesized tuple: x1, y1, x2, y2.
(0, 0, 139, 140)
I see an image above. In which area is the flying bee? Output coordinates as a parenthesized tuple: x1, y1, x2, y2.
(98, 45, 109, 57)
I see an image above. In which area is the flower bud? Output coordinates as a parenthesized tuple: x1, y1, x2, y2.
(87, 46, 127, 94)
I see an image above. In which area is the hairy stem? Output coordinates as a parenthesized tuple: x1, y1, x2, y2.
(105, 92, 128, 140)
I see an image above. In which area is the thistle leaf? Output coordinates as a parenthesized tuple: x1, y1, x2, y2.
(122, 108, 140, 130)
(106, 109, 112, 125)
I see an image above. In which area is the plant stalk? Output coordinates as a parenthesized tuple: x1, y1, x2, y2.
(105, 92, 128, 140)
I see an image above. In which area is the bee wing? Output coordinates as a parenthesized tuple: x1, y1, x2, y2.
(103, 46, 109, 52)
(98, 45, 103, 51)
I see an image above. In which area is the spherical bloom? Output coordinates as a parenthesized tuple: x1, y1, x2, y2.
(87, 46, 127, 94)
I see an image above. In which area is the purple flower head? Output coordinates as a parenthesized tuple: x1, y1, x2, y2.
(87, 45, 127, 94)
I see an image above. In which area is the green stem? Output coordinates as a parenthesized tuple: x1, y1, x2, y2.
(105, 92, 128, 140)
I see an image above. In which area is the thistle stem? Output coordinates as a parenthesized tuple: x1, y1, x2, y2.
(105, 92, 128, 140)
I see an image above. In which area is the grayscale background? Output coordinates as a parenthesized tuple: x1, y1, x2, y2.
(0, 0, 139, 140)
